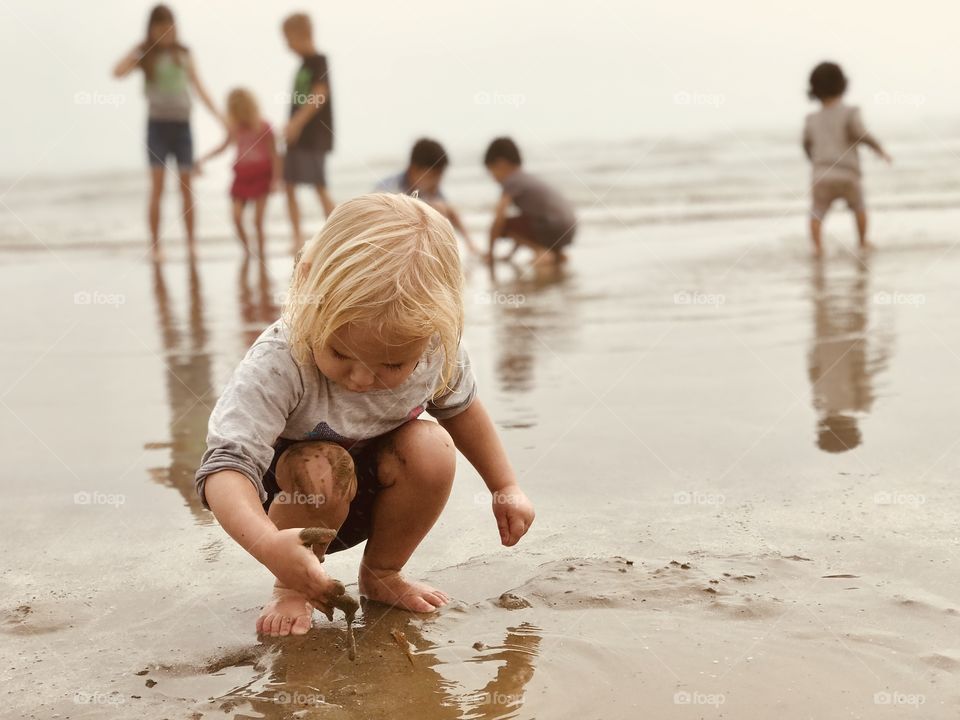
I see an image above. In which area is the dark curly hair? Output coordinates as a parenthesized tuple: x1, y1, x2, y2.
(409, 138, 449, 171)
(808, 62, 847, 101)
(483, 137, 522, 166)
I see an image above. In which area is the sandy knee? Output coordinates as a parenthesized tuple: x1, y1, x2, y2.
(275, 441, 356, 503)
(378, 421, 456, 489)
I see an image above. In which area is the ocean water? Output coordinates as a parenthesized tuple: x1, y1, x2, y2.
(3, 124, 959, 254)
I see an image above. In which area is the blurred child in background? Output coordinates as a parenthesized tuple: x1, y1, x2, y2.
(803, 62, 892, 255)
(197, 89, 280, 257)
(484, 137, 577, 266)
(281, 13, 335, 253)
(113, 4, 224, 261)
(376, 138, 482, 257)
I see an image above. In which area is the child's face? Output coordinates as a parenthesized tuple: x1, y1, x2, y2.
(313, 323, 430, 393)
(284, 29, 311, 55)
(409, 166, 444, 195)
(486, 159, 516, 184)
(150, 21, 176, 47)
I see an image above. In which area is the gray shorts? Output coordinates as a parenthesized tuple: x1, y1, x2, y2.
(811, 176, 864, 220)
(284, 146, 328, 186)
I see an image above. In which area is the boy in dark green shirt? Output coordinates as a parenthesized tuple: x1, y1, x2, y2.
(282, 13, 335, 252)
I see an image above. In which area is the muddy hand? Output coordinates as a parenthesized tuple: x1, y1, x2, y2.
(299, 527, 360, 660)
(299, 526, 345, 616)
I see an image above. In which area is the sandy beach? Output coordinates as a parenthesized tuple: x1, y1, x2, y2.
(2, 129, 960, 719)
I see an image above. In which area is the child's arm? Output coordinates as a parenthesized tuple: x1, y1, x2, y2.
(439, 398, 535, 546)
(195, 339, 340, 607)
(445, 204, 483, 257)
(285, 55, 330, 145)
(204, 470, 335, 603)
(267, 126, 283, 190)
(195, 132, 233, 172)
(285, 78, 328, 145)
(850, 108, 892, 163)
(112, 45, 142, 78)
(802, 123, 813, 161)
(488, 193, 513, 259)
(187, 54, 226, 126)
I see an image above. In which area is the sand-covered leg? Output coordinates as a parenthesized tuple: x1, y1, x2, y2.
(258, 442, 356, 637)
(359, 420, 455, 613)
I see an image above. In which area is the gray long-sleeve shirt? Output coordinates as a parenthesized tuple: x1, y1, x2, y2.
(194, 319, 476, 507)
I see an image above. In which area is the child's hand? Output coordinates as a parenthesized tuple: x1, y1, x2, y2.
(192, 162, 204, 177)
(284, 120, 303, 145)
(880, 151, 893, 165)
(492, 484, 535, 546)
(259, 528, 341, 612)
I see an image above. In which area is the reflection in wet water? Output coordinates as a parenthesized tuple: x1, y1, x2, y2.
(237, 256, 281, 347)
(146, 259, 216, 520)
(807, 258, 893, 452)
(485, 262, 579, 429)
(461, 622, 540, 720)
(200, 604, 541, 720)
(148, 257, 282, 521)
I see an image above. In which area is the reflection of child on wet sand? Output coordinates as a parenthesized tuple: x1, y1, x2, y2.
(376, 138, 483, 257)
(803, 62, 892, 255)
(196, 89, 280, 257)
(484, 137, 577, 266)
(195, 194, 535, 637)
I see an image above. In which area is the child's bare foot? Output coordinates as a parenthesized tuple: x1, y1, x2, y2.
(359, 566, 449, 613)
(257, 585, 315, 637)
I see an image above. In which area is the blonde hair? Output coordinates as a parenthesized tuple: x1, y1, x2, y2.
(226, 88, 261, 130)
(282, 12, 312, 37)
(284, 193, 464, 397)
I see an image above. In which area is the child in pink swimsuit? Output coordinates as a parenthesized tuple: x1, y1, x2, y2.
(198, 88, 281, 256)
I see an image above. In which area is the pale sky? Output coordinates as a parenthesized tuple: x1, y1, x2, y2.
(1, 0, 957, 178)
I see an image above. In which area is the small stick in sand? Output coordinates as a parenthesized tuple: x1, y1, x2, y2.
(299, 527, 360, 661)
(390, 629, 416, 667)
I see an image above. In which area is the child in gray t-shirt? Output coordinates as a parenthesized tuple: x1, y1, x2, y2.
(195, 193, 535, 637)
(802, 62, 891, 255)
(484, 137, 577, 265)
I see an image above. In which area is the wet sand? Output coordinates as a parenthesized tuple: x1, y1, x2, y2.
(2, 203, 960, 718)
